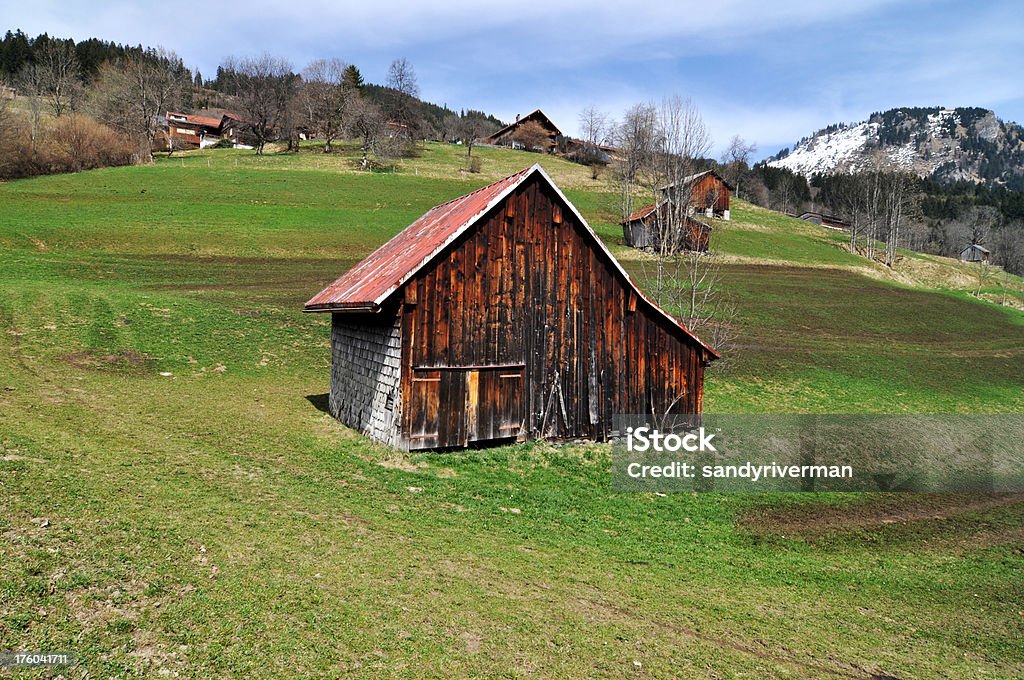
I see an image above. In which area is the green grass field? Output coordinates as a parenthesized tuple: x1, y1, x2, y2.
(1, 143, 1022, 677)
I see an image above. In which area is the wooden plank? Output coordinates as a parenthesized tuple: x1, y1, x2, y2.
(449, 234, 464, 367)
(466, 369, 479, 440)
(434, 257, 450, 367)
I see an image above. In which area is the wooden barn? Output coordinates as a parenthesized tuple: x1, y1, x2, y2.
(796, 211, 851, 231)
(660, 170, 733, 221)
(305, 164, 718, 450)
(484, 109, 562, 151)
(960, 243, 990, 263)
(622, 202, 712, 253)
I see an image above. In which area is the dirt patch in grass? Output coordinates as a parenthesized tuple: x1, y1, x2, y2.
(65, 349, 152, 374)
(739, 493, 1024, 540)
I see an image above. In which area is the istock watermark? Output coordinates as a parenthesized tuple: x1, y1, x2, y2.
(625, 425, 717, 453)
(612, 414, 1024, 493)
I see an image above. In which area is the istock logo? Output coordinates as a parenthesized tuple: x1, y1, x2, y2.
(625, 426, 717, 453)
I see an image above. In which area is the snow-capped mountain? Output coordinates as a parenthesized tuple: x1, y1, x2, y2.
(767, 107, 1024, 189)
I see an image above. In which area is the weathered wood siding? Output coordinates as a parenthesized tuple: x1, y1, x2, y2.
(692, 174, 730, 214)
(398, 174, 708, 450)
(330, 311, 403, 447)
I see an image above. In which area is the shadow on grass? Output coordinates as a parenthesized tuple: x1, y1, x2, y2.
(305, 393, 330, 414)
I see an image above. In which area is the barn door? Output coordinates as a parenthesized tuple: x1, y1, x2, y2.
(409, 368, 442, 448)
(409, 366, 524, 449)
(468, 367, 525, 443)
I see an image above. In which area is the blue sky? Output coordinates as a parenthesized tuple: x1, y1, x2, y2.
(6, 0, 1023, 159)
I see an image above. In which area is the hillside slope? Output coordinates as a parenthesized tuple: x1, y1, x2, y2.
(0, 143, 1022, 678)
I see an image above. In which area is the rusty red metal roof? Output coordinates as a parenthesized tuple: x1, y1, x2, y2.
(304, 164, 718, 359)
(305, 166, 533, 312)
(626, 203, 658, 223)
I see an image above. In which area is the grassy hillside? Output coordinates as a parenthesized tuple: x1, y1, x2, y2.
(1, 143, 1022, 677)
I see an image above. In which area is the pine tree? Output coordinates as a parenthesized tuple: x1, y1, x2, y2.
(342, 64, 363, 91)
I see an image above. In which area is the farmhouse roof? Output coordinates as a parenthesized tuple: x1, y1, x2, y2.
(304, 164, 718, 358)
(486, 109, 562, 141)
(962, 243, 990, 254)
(166, 111, 224, 129)
(626, 203, 658, 223)
(658, 169, 735, 192)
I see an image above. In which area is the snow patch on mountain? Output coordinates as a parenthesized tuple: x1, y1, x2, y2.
(770, 122, 877, 176)
(767, 106, 1024, 189)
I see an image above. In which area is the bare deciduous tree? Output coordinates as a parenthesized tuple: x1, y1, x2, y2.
(991, 222, 1024, 278)
(615, 97, 736, 354)
(301, 58, 351, 153)
(962, 205, 997, 247)
(613, 103, 657, 223)
(456, 114, 496, 161)
(644, 97, 712, 305)
(387, 57, 419, 98)
(36, 40, 82, 116)
(220, 54, 296, 155)
(15, 63, 45, 149)
(91, 49, 185, 161)
(384, 57, 421, 149)
(825, 156, 918, 266)
(576, 105, 612, 176)
(347, 95, 386, 169)
(720, 135, 756, 200)
(578, 105, 610, 148)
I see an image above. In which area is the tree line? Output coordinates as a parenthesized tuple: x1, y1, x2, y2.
(0, 27, 507, 178)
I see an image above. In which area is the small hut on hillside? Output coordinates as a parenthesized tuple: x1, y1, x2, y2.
(305, 164, 718, 450)
(796, 211, 852, 231)
(484, 109, 562, 151)
(960, 244, 990, 263)
(659, 170, 733, 221)
(622, 202, 712, 253)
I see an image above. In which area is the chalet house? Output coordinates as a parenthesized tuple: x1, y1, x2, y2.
(659, 170, 732, 221)
(161, 111, 250, 150)
(797, 211, 851, 231)
(960, 244, 991, 263)
(622, 202, 712, 253)
(484, 109, 562, 151)
(219, 113, 247, 145)
(305, 164, 718, 451)
(164, 111, 225, 149)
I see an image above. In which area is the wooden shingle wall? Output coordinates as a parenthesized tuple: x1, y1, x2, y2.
(330, 312, 403, 447)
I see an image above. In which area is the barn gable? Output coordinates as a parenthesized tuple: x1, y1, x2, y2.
(484, 110, 562, 149)
(306, 164, 715, 355)
(306, 165, 718, 450)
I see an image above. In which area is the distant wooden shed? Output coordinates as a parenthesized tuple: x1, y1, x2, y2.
(622, 202, 712, 253)
(960, 244, 990, 263)
(660, 170, 733, 221)
(797, 211, 851, 231)
(305, 164, 718, 450)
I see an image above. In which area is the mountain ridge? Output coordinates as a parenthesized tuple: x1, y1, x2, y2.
(767, 106, 1024, 190)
